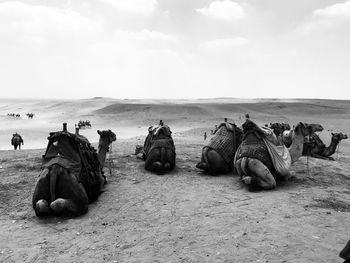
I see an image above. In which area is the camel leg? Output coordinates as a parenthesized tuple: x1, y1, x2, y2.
(236, 157, 253, 184)
(207, 150, 230, 175)
(145, 148, 163, 173)
(32, 168, 51, 216)
(50, 168, 89, 216)
(246, 158, 276, 190)
(196, 148, 209, 171)
(235, 158, 244, 178)
(340, 239, 350, 260)
(163, 148, 175, 171)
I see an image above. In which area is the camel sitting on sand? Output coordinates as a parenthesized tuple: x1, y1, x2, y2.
(196, 122, 242, 175)
(235, 120, 323, 190)
(269, 122, 291, 137)
(11, 133, 24, 150)
(142, 121, 176, 174)
(302, 132, 348, 160)
(32, 123, 116, 217)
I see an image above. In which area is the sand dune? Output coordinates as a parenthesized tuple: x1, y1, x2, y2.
(1, 97, 349, 150)
(1, 97, 350, 262)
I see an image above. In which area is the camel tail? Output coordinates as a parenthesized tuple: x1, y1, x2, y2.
(49, 164, 60, 202)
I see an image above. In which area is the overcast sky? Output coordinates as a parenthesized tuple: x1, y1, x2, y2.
(1, 0, 349, 99)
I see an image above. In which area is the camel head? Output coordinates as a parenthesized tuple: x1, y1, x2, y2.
(331, 132, 348, 143)
(97, 129, 116, 149)
(269, 122, 291, 137)
(134, 145, 144, 155)
(294, 122, 323, 137)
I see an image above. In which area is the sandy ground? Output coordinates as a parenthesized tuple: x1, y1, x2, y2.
(0, 98, 350, 262)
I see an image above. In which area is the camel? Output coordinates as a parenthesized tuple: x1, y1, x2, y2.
(340, 239, 350, 262)
(11, 133, 24, 150)
(32, 124, 116, 217)
(269, 122, 291, 137)
(302, 132, 348, 160)
(196, 122, 242, 175)
(142, 122, 176, 174)
(235, 120, 323, 190)
(26, 113, 34, 119)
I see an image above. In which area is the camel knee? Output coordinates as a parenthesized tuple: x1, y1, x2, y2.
(163, 162, 171, 171)
(146, 161, 162, 172)
(247, 159, 276, 190)
(35, 199, 50, 217)
(196, 162, 208, 171)
(260, 179, 276, 190)
(50, 198, 84, 215)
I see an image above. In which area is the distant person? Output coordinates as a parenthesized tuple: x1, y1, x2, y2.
(204, 132, 207, 140)
(224, 118, 228, 122)
(159, 120, 164, 126)
(213, 124, 218, 134)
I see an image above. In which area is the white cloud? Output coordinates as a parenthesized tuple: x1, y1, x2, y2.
(199, 37, 249, 49)
(0, 1, 100, 46)
(100, 0, 157, 16)
(196, 0, 245, 21)
(313, 1, 350, 19)
(114, 29, 178, 43)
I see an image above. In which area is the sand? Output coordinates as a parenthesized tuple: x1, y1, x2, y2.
(0, 98, 350, 262)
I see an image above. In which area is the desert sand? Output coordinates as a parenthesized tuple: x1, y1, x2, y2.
(0, 98, 350, 263)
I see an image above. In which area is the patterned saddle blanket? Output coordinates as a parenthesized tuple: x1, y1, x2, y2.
(148, 138, 176, 155)
(235, 120, 291, 176)
(206, 122, 240, 164)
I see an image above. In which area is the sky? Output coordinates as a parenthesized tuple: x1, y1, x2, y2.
(0, 0, 349, 100)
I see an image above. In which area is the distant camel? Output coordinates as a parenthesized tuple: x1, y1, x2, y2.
(303, 132, 348, 160)
(26, 113, 34, 119)
(11, 133, 24, 150)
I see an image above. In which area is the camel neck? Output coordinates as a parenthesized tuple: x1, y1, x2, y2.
(288, 131, 304, 163)
(97, 142, 109, 167)
(322, 137, 340, 156)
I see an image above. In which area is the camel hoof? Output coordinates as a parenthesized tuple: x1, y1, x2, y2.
(163, 162, 171, 171)
(50, 198, 66, 214)
(35, 199, 50, 217)
(151, 161, 163, 172)
(241, 176, 252, 185)
(196, 162, 208, 171)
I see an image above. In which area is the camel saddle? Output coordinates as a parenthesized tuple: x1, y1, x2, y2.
(235, 120, 291, 176)
(206, 122, 239, 164)
(42, 131, 103, 202)
(143, 125, 175, 158)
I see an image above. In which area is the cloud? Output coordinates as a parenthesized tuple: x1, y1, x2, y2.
(196, 0, 245, 21)
(313, 1, 350, 19)
(114, 29, 178, 43)
(0, 1, 100, 46)
(100, 0, 157, 16)
(299, 1, 350, 33)
(199, 37, 249, 49)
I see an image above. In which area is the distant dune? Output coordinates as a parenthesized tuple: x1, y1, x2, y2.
(0, 97, 350, 150)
